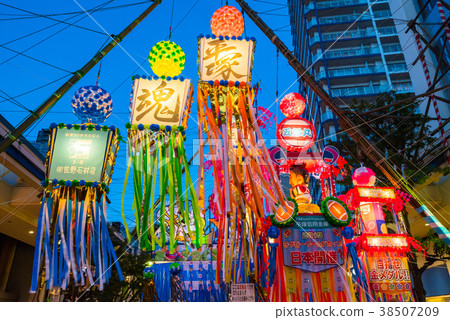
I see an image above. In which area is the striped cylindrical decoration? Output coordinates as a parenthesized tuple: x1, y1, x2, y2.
(437, 1, 450, 44)
(414, 32, 450, 164)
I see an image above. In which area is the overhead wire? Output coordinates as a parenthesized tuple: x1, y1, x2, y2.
(0, 1, 151, 21)
(0, 0, 113, 68)
(0, 2, 109, 35)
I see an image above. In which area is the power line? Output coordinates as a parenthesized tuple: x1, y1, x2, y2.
(0, 1, 113, 68)
(0, 43, 73, 73)
(0, 1, 150, 21)
(0, 2, 108, 35)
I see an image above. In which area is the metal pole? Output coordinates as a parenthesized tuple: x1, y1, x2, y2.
(235, 0, 450, 247)
(0, 0, 162, 153)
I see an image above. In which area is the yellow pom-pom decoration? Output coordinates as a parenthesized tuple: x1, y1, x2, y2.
(148, 41, 185, 78)
(210, 6, 244, 37)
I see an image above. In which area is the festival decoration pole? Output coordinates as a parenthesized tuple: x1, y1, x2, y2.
(0, 0, 162, 154)
(124, 39, 205, 255)
(197, 5, 293, 286)
(341, 167, 427, 301)
(30, 86, 123, 297)
(235, 0, 450, 248)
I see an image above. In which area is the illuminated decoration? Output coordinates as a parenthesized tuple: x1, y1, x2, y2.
(341, 166, 418, 302)
(71, 85, 113, 123)
(366, 254, 412, 295)
(271, 200, 297, 227)
(352, 166, 376, 187)
(279, 92, 306, 118)
(268, 145, 287, 166)
(197, 10, 296, 295)
(31, 122, 122, 294)
(282, 215, 344, 272)
(322, 145, 340, 165)
(149, 40, 186, 78)
(198, 35, 255, 82)
(130, 76, 191, 127)
(276, 118, 316, 152)
(362, 234, 409, 252)
(320, 197, 351, 227)
(210, 5, 244, 37)
(122, 72, 203, 254)
(357, 187, 396, 201)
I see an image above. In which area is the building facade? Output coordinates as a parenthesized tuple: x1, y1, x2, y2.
(287, 0, 414, 146)
(0, 115, 45, 301)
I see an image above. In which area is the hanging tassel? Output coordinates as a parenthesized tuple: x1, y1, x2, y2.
(267, 226, 280, 287)
(170, 263, 185, 302)
(142, 268, 159, 302)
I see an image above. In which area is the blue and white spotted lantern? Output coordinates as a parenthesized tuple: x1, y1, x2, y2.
(71, 85, 113, 123)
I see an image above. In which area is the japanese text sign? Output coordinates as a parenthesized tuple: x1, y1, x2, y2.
(130, 78, 190, 126)
(367, 254, 412, 294)
(48, 128, 109, 181)
(198, 38, 254, 82)
(230, 283, 255, 302)
(282, 215, 344, 272)
(277, 118, 316, 152)
(357, 187, 396, 200)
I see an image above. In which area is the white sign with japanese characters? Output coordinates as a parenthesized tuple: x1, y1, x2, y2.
(130, 78, 190, 126)
(198, 38, 254, 82)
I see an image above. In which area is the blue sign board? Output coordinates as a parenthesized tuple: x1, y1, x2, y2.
(282, 214, 344, 272)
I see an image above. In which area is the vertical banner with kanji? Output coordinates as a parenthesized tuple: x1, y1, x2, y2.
(367, 253, 412, 294)
(198, 37, 254, 82)
(48, 128, 110, 181)
(130, 78, 190, 126)
(281, 215, 344, 272)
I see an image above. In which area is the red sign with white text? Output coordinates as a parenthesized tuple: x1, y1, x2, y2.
(277, 118, 316, 152)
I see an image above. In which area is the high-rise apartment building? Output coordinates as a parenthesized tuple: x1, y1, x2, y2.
(287, 0, 414, 146)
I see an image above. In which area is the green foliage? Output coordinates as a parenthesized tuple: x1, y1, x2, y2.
(417, 229, 450, 258)
(333, 91, 440, 188)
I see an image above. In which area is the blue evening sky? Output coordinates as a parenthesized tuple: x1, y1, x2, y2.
(0, 0, 296, 226)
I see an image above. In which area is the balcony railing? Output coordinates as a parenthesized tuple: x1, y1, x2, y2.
(382, 43, 402, 53)
(309, 28, 375, 44)
(317, 65, 383, 78)
(392, 82, 414, 93)
(378, 26, 397, 36)
(307, 13, 371, 28)
(373, 10, 391, 19)
(331, 85, 389, 96)
(306, 0, 367, 11)
(387, 62, 408, 73)
(313, 46, 380, 61)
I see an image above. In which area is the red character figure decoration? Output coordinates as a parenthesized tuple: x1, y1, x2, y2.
(289, 165, 320, 214)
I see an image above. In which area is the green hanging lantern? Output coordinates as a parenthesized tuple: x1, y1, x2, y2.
(149, 40, 185, 77)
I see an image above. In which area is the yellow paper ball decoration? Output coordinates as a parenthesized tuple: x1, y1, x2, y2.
(210, 6, 244, 37)
(148, 41, 185, 78)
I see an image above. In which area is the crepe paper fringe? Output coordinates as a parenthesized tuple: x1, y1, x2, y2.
(30, 187, 123, 293)
(123, 128, 204, 252)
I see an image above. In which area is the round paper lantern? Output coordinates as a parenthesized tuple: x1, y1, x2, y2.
(210, 6, 244, 37)
(352, 167, 376, 187)
(148, 40, 185, 77)
(71, 85, 112, 123)
(280, 93, 306, 118)
(276, 118, 316, 152)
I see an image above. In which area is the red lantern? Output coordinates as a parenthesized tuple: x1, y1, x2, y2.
(276, 118, 316, 152)
(210, 6, 244, 37)
(280, 93, 306, 118)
